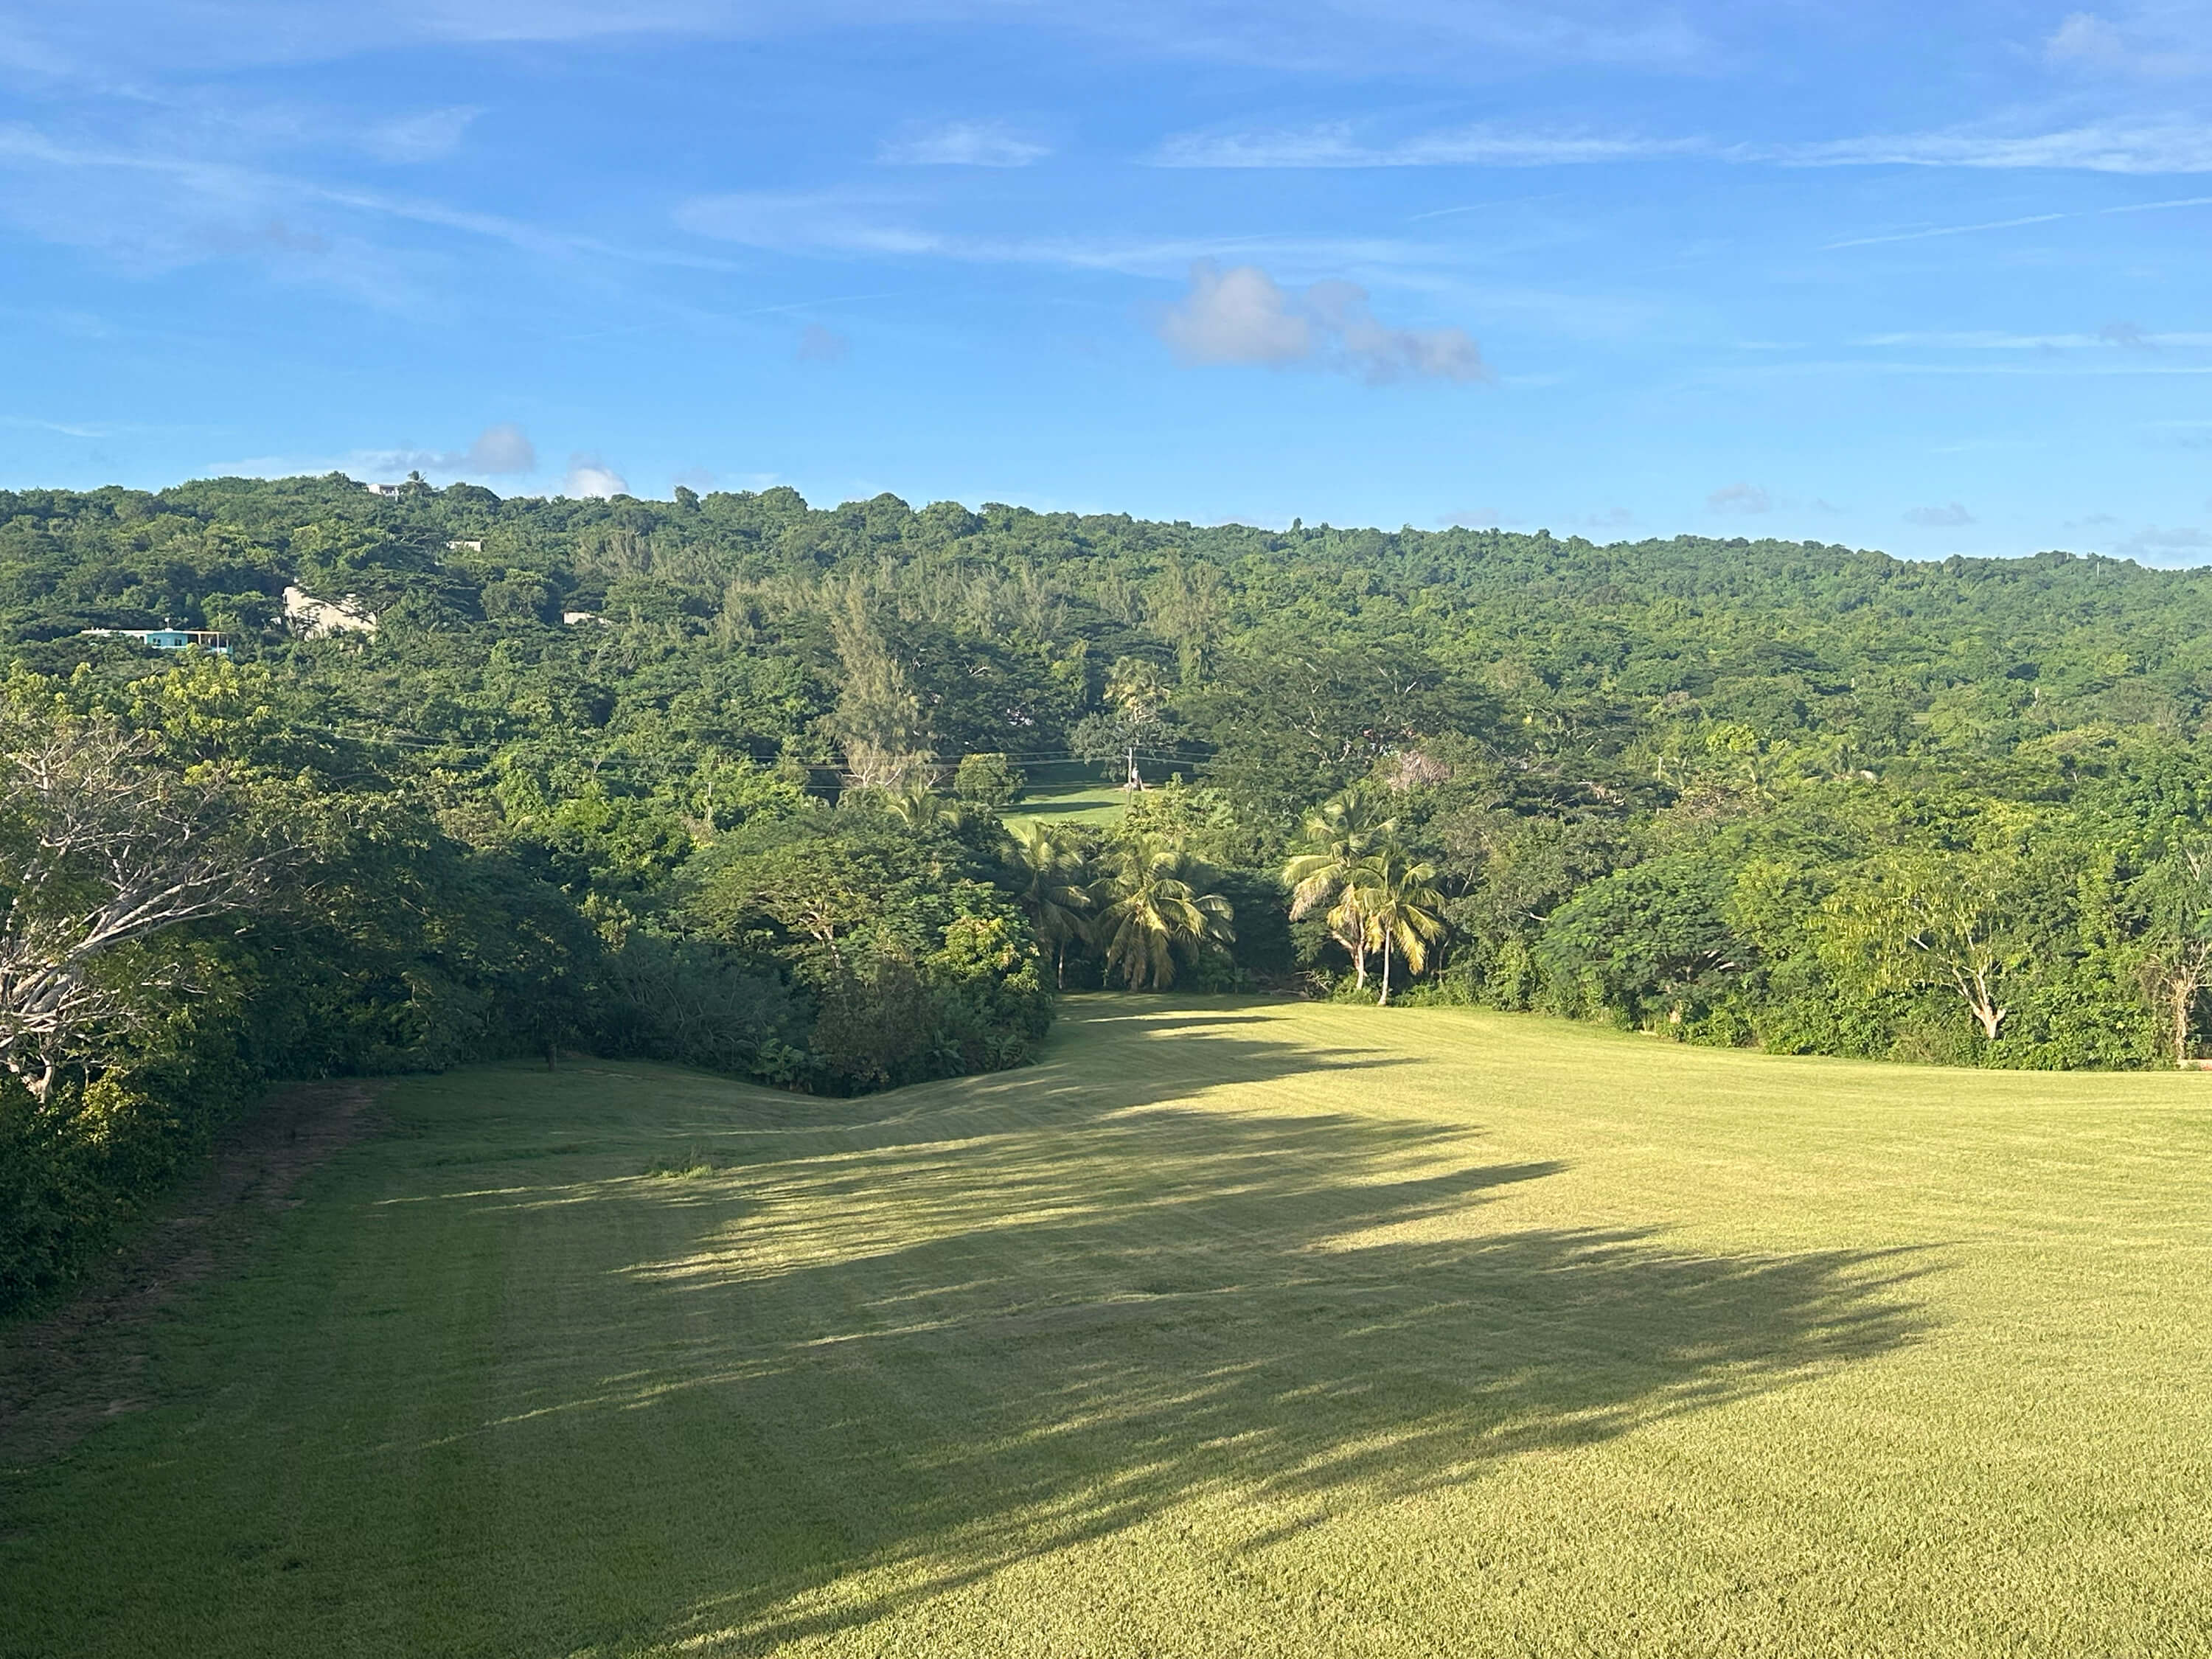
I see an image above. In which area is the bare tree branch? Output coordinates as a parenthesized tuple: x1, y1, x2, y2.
(0, 713, 290, 1099)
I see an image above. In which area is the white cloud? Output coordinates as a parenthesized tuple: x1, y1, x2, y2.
(675, 190, 951, 258)
(1157, 261, 1490, 385)
(1153, 116, 2212, 180)
(1307, 279, 1490, 383)
(1153, 122, 1702, 169)
(1860, 328, 2212, 349)
(1157, 262, 1312, 366)
(0, 414, 111, 438)
(1787, 120, 2212, 174)
(2045, 10, 2211, 77)
(673, 189, 1441, 285)
(0, 119, 754, 309)
(796, 322, 849, 361)
(1707, 483, 1770, 513)
(563, 455, 629, 498)
(879, 120, 1047, 167)
(364, 106, 481, 163)
(462, 422, 535, 472)
(1905, 502, 1975, 526)
(355, 422, 536, 478)
(1824, 212, 2070, 250)
(3, 0, 1713, 81)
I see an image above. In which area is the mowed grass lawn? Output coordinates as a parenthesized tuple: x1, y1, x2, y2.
(6, 1001, 2211, 1658)
(998, 782, 1129, 830)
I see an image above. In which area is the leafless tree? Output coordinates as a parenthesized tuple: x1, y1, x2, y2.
(0, 713, 289, 1101)
(2135, 835, 2212, 1068)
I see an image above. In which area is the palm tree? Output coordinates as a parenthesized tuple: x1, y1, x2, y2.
(1281, 787, 1393, 990)
(1359, 835, 1447, 1006)
(883, 777, 945, 826)
(882, 777, 993, 836)
(1094, 833, 1235, 990)
(1007, 821, 1094, 988)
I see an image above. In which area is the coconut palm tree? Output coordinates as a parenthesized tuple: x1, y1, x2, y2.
(1359, 835, 1447, 1006)
(883, 776, 948, 825)
(1094, 833, 1235, 990)
(1006, 821, 1094, 988)
(1281, 787, 1394, 990)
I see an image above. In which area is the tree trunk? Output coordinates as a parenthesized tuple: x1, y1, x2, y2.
(1954, 961, 2006, 1043)
(2168, 965, 2205, 1068)
(1377, 933, 1394, 1006)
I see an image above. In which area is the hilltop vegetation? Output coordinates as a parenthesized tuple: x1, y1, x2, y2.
(9, 470, 2212, 1305)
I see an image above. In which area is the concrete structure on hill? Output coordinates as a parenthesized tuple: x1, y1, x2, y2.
(78, 627, 231, 655)
(282, 586, 379, 639)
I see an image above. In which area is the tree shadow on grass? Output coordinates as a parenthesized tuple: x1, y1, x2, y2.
(420, 1011, 1938, 1654)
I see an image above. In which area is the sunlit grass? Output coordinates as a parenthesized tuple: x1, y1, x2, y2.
(5, 998, 2211, 1655)
(1000, 782, 1129, 829)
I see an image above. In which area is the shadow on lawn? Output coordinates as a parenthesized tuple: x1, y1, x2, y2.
(466, 1007, 1935, 1652)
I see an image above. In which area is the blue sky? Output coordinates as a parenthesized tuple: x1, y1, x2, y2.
(4, 1, 2211, 562)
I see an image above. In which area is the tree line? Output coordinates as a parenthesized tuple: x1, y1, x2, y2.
(10, 470, 2212, 1306)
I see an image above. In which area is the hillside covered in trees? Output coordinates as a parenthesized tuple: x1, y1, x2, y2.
(9, 470, 2212, 1307)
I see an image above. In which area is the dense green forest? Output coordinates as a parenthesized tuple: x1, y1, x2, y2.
(10, 469, 2212, 1309)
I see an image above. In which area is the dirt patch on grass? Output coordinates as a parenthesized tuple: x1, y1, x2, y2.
(0, 1079, 383, 1469)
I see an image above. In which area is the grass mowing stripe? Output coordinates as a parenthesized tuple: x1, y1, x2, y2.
(3, 996, 2209, 1655)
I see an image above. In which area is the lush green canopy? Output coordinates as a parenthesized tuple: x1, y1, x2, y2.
(10, 470, 2212, 1307)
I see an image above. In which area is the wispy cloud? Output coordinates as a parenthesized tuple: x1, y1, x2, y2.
(1154, 117, 2212, 178)
(796, 322, 849, 362)
(1858, 329, 2212, 349)
(0, 414, 112, 438)
(879, 120, 1047, 167)
(2118, 524, 2212, 560)
(672, 188, 1435, 280)
(1787, 120, 2212, 174)
(1905, 502, 1975, 526)
(1567, 506, 1636, 530)
(1404, 193, 1566, 222)
(1823, 193, 2212, 254)
(1707, 482, 1770, 514)
(1153, 122, 1703, 169)
(2045, 10, 2212, 78)
(1155, 260, 1491, 385)
(4, 0, 1717, 83)
(1824, 212, 2067, 250)
(0, 119, 752, 299)
(363, 105, 481, 164)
